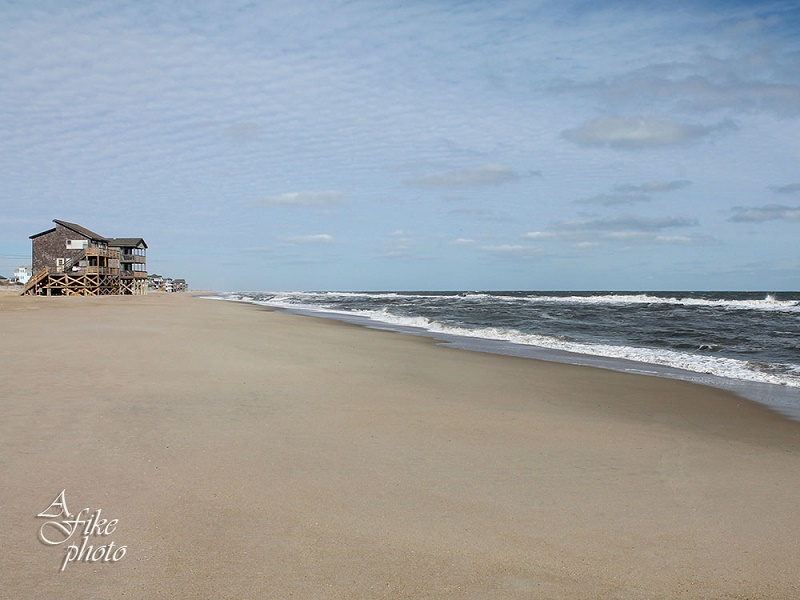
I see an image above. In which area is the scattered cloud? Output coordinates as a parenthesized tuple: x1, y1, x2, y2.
(406, 164, 519, 187)
(562, 115, 735, 149)
(447, 207, 504, 219)
(770, 183, 800, 194)
(554, 51, 800, 117)
(452, 238, 475, 245)
(578, 192, 649, 206)
(523, 231, 557, 240)
(480, 244, 541, 255)
(604, 231, 653, 240)
(604, 231, 697, 243)
(559, 215, 698, 231)
(254, 191, 343, 207)
(282, 234, 335, 244)
(652, 235, 695, 244)
(615, 180, 691, 194)
(729, 204, 800, 223)
(518, 215, 705, 247)
(578, 180, 691, 206)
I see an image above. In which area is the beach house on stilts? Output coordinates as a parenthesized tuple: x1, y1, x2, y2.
(23, 220, 148, 296)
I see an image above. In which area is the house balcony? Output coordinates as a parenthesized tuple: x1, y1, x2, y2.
(121, 271, 148, 279)
(120, 254, 147, 264)
(85, 247, 120, 260)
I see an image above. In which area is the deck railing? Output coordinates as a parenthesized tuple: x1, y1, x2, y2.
(85, 247, 120, 259)
(120, 254, 146, 264)
(84, 266, 119, 276)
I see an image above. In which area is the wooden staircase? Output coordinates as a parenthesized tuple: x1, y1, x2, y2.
(22, 252, 86, 295)
(22, 267, 49, 296)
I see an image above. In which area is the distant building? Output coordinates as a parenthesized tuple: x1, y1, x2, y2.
(12, 266, 31, 285)
(24, 219, 147, 296)
(146, 273, 188, 293)
(147, 273, 165, 291)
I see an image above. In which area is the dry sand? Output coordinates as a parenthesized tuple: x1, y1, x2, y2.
(1, 293, 798, 599)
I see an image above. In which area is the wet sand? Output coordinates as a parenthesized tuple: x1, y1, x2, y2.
(1, 292, 798, 598)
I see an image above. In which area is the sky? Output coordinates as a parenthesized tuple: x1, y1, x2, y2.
(1, 0, 799, 291)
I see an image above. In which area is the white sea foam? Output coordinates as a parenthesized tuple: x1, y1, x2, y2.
(502, 292, 797, 312)
(242, 290, 800, 312)
(350, 308, 800, 387)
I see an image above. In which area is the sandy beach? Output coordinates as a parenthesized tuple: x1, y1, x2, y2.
(1, 292, 798, 599)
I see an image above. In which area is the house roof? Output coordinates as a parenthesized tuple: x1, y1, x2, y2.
(107, 237, 148, 249)
(30, 219, 110, 241)
(53, 219, 107, 241)
(29, 227, 56, 239)
(30, 220, 147, 248)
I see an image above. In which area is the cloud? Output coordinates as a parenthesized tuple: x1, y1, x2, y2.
(604, 231, 697, 243)
(282, 234, 335, 244)
(452, 238, 475, 245)
(554, 51, 800, 117)
(590, 232, 702, 245)
(406, 164, 519, 187)
(614, 180, 691, 194)
(562, 116, 734, 149)
(729, 204, 800, 223)
(652, 235, 694, 244)
(770, 183, 800, 194)
(521, 214, 705, 246)
(559, 215, 698, 231)
(578, 192, 649, 207)
(523, 231, 557, 240)
(524, 214, 698, 245)
(254, 191, 343, 207)
(578, 180, 691, 206)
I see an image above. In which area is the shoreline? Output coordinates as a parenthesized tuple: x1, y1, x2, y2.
(211, 294, 800, 422)
(2, 293, 798, 598)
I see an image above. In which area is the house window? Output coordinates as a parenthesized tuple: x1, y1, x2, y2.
(66, 239, 89, 250)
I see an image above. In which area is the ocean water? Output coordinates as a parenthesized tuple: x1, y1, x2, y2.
(217, 291, 800, 419)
